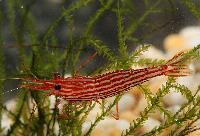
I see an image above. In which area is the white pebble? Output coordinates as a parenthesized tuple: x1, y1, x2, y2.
(85, 104, 101, 122)
(142, 117, 161, 133)
(161, 105, 181, 121)
(54, 121, 59, 135)
(107, 93, 136, 113)
(164, 26, 200, 56)
(82, 118, 130, 135)
(163, 90, 187, 106)
(149, 76, 167, 94)
(49, 95, 56, 109)
(119, 111, 137, 123)
(164, 34, 186, 55)
(1, 113, 13, 134)
(194, 119, 200, 128)
(64, 74, 72, 78)
(176, 75, 200, 94)
(185, 129, 200, 136)
(141, 46, 166, 60)
(51, 98, 68, 114)
(134, 96, 147, 113)
(167, 105, 181, 114)
(116, 119, 130, 132)
(180, 26, 200, 48)
(5, 99, 17, 112)
(96, 118, 129, 132)
(82, 122, 92, 135)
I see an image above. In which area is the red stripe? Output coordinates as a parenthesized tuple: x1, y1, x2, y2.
(94, 67, 162, 93)
(73, 78, 150, 100)
(95, 68, 148, 83)
(68, 66, 164, 98)
(52, 66, 166, 100)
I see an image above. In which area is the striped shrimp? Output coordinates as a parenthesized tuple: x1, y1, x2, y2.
(20, 51, 191, 119)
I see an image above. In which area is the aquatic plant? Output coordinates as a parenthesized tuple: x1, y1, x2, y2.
(0, 0, 200, 135)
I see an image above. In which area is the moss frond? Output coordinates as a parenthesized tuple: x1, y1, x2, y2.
(84, 0, 114, 35)
(84, 96, 121, 136)
(182, 0, 200, 19)
(0, 3, 4, 130)
(1, 0, 200, 135)
(42, 0, 93, 46)
(123, 0, 162, 39)
(117, 0, 127, 58)
(86, 37, 115, 63)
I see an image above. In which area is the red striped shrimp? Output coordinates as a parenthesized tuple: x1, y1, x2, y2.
(20, 51, 191, 119)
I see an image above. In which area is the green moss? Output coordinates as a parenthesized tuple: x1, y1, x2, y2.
(182, 0, 200, 19)
(1, 0, 200, 135)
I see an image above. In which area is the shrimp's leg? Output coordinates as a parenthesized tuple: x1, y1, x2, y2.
(111, 100, 119, 120)
(116, 101, 119, 119)
(75, 52, 97, 75)
(98, 99, 120, 120)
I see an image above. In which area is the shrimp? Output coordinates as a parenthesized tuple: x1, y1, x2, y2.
(20, 51, 191, 119)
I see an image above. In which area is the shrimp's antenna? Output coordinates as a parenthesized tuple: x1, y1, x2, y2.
(0, 77, 23, 81)
(2, 87, 22, 95)
(0, 77, 23, 95)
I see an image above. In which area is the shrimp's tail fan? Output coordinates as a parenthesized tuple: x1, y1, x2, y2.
(164, 51, 193, 77)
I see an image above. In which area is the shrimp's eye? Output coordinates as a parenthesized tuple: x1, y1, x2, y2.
(54, 84, 61, 90)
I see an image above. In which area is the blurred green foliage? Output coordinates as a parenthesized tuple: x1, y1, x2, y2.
(0, 0, 200, 135)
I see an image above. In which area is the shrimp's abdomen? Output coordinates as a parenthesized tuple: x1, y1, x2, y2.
(65, 67, 166, 100)
(95, 67, 165, 99)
